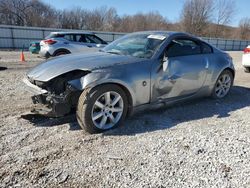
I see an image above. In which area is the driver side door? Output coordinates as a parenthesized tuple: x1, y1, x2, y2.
(151, 37, 208, 102)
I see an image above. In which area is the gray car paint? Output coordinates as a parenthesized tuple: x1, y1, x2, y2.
(25, 31, 235, 111)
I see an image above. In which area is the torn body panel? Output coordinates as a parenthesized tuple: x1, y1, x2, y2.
(24, 71, 87, 117)
(151, 54, 208, 102)
(30, 83, 81, 117)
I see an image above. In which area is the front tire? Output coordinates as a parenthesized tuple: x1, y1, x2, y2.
(76, 84, 128, 133)
(212, 70, 233, 99)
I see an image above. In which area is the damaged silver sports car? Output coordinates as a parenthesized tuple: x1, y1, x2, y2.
(23, 31, 235, 133)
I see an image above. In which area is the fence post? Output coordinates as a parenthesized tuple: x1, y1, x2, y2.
(225, 40, 227, 51)
(112, 33, 115, 42)
(239, 41, 242, 51)
(42, 29, 45, 39)
(216, 38, 219, 48)
(10, 27, 15, 49)
(232, 40, 234, 51)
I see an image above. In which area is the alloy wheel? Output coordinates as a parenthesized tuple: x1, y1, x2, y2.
(215, 74, 232, 98)
(91, 91, 124, 129)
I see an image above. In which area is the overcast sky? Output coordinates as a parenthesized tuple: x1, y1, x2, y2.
(42, 0, 249, 27)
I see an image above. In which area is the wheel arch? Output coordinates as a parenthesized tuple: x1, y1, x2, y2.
(215, 67, 235, 85)
(223, 67, 235, 79)
(213, 66, 235, 85)
(53, 48, 71, 56)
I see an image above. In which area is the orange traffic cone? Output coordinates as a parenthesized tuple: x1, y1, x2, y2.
(20, 51, 25, 62)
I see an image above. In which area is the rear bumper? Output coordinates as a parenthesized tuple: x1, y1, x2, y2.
(39, 50, 51, 58)
(242, 54, 250, 67)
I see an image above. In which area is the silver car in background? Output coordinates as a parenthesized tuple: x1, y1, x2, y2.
(39, 31, 107, 58)
(24, 31, 235, 133)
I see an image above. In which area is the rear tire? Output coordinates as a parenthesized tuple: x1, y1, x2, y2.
(54, 50, 70, 56)
(212, 70, 233, 99)
(76, 84, 128, 134)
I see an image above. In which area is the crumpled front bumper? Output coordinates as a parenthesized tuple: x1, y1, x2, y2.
(23, 77, 76, 117)
(22, 78, 48, 95)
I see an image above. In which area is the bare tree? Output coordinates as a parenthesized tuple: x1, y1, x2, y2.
(0, 0, 33, 25)
(239, 18, 250, 40)
(25, 0, 57, 27)
(180, 0, 214, 36)
(0, 0, 56, 27)
(83, 6, 119, 31)
(212, 0, 236, 37)
(57, 8, 88, 29)
(117, 12, 170, 32)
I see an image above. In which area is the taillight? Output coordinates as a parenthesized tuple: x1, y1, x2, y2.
(43, 39, 57, 45)
(244, 47, 250, 54)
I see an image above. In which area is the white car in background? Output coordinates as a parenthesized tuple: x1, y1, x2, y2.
(39, 32, 108, 58)
(242, 45, 250, 72)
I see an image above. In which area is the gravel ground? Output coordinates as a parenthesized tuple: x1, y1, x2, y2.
(0, 50, 250, 188)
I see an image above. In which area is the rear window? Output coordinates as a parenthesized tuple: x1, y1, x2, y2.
(202, 42, 213, 54)
(86, 34, 106, 44)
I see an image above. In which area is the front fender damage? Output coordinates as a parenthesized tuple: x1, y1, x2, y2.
(30, 70, 110, 117)
(30, 69, 135, 117)
(30, 70, 90, 117)
(68, 70, 111, 91)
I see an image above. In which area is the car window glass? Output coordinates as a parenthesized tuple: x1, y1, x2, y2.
(166, 39, 201, 57)
(86, 35, 103, 44)
(76, 35, 87, 43)
(64, 34, 74, 41)
(202, 42, 213, 54)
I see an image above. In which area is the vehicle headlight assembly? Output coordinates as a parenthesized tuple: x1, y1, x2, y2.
(34, 80, 46, 88)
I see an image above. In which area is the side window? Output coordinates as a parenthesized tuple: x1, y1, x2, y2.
(86, 35, 103, 44)
(202, 42, 213, 54)
(166, 39, 202, 57)
(85, 36, 93, 43)
(64, 34, 74, 42)
(75, 34, 87, 43)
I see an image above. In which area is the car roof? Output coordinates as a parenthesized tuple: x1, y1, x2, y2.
(130, 30, 192, 37)
(50, 31, 94, 35)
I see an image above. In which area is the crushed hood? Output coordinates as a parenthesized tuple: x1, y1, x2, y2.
(27, 52, 142, 82)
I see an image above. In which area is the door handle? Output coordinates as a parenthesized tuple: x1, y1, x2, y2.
(205, 60, 209, 69)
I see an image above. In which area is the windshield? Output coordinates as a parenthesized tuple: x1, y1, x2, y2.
(102, 33, 167, 59)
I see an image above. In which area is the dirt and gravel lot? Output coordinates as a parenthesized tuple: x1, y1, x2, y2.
(0, 50, 250, 187)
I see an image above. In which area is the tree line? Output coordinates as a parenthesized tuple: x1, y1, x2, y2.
(1, 0, 250, 40)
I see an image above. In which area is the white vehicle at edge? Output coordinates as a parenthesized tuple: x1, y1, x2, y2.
(242, 45, 250, 72)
